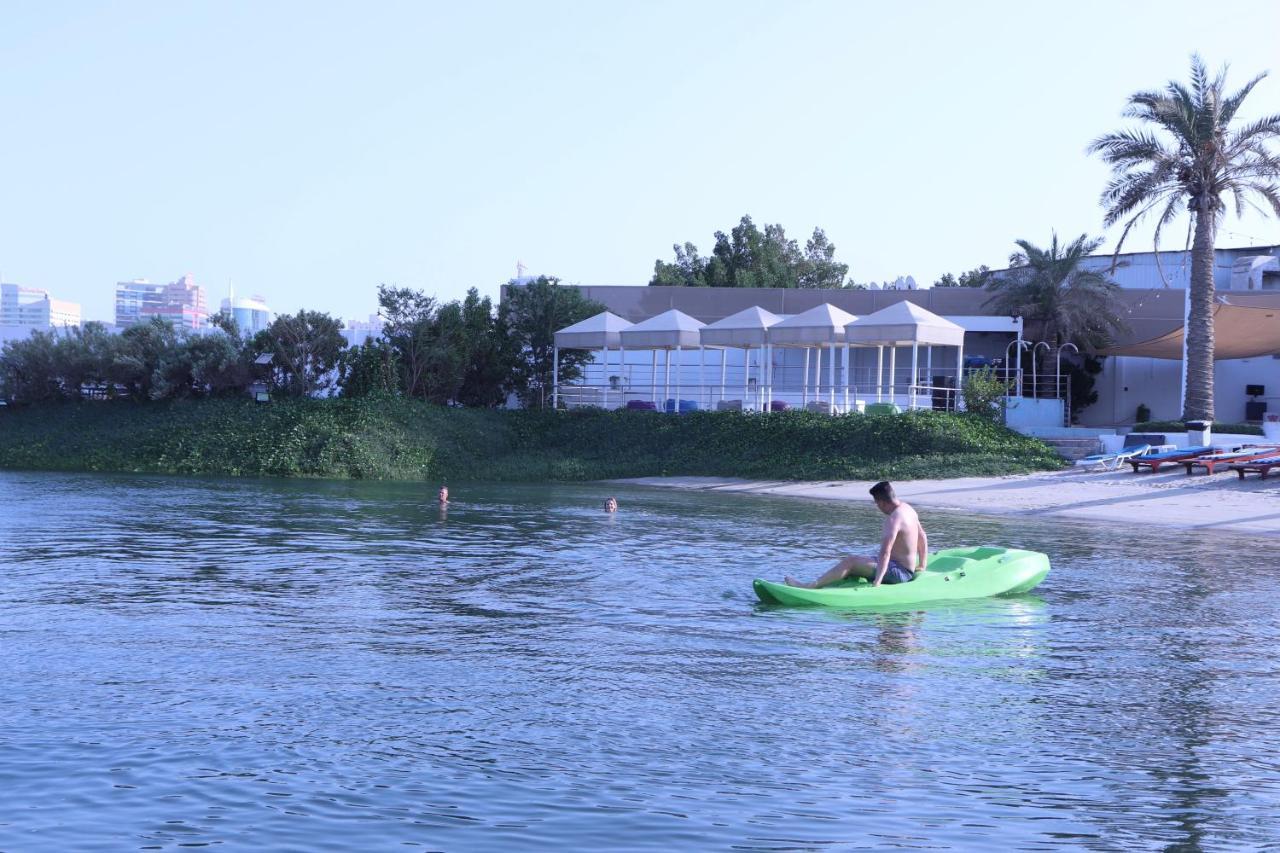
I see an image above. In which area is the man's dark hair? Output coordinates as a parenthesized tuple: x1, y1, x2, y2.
(870, 481, 895, 503)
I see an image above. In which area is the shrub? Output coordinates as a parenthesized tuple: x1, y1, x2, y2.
(1135, 419, 1263, 436)
(962, 367, 1011, 422)
(1136, 403, 1151, 423)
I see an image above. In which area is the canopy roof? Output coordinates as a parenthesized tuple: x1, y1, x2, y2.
(1101, 295, 1280, 359)
(767, 303, 858, 345)
(844, 301, 966, 347)
(618, 308, 705, 349)
(699, 306, 784, 347)
(554, 311, 633, 349)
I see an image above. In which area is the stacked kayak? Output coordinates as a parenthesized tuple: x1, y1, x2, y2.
(753, 546, 1050, 608)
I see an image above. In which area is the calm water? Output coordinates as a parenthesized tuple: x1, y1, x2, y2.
(1, 471, 1278, 851)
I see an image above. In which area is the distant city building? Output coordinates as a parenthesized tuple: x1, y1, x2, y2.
(115, 274, 208, 330)
(219, 294, 273, 335)
(1, 282, 82, 328)
(342, 314, 384, 348)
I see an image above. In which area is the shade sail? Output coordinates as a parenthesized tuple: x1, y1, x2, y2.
(618, 308, 705, 349)
(767, 303, 858, 345)
(554, 311, 633, 349)
(699, 306, 784, 347)
(844, 300, 967, 346)
(1100, 295, 1280, 360)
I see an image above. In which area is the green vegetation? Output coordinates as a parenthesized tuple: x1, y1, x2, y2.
(0, 400, 1065, 482)
(1135, 419, 1264, 436)
(650, 215, 851, 288)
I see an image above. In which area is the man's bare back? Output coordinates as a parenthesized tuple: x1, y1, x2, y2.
(785, 481, 928, 589)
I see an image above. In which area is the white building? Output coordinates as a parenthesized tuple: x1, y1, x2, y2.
(220, 294, 273, 335)
(342, 315, 384, 348)
(1, 282, 82, 346)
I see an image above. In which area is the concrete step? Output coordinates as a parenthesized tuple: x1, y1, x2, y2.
(1040, 437, 1102, 461)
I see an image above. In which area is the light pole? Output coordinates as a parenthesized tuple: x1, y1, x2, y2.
(1031, 342, 1051, 399)
(1004, 339, 1030, 397)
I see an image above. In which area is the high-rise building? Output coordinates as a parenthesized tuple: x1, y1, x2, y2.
(1, 282, 82, 328)
(219, 294, 273, 335)
(115, 274, 208, 329)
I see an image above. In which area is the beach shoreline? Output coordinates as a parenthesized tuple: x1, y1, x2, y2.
(613, 467, 1280, 537)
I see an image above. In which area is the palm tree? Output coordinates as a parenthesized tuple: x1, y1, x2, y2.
(1088, 55, 1280, 422)
(985, 232, 1127, 350)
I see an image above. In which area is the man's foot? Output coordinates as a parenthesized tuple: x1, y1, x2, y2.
(784, 576, 812, 588)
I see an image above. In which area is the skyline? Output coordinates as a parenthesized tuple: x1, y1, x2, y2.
(4, 1, 1280, 325)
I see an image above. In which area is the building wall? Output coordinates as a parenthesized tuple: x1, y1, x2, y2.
(117, 275, 207, 329)
(1, 283, 81, 328)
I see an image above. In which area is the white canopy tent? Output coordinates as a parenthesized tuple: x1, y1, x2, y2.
(552, 311, 634, 409)
(618, 309, 706, 410)
(844, 301, 967, 410)
(699, 306, 783, 411)
(767, 304, 858, 411)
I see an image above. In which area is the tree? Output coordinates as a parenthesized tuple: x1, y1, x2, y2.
(378, 285, 436, 399)
(502, 276, 605, 408)
(0, 330, 62, 403)
(650, 216, 849, 288)
(339, 338, 400, 398)
(456, 288, 514, 407)
(110, 318, 179, 400)
(933, 265, 993, 288)
(253, 311, 346, 397)
(985, 233, 1127, 350)
(1088, 54, 1280, 421)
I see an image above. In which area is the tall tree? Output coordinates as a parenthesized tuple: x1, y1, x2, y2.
(502, 276, 604, 408)
(378, 285, 436, 399)
(933, 265, 993, 288)
(650, 216, 848, 288)
(985, 233, 1127, 350)
(1089, 55, 1280, 421)
(253, 311, 346, 397)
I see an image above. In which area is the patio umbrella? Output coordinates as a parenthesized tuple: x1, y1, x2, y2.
(844, 301, 966, 410)
(619, 309, 706, 410)
(699, 306, 783, 411)
(767, 303, 858, 412)
(553, 311, 634, 409)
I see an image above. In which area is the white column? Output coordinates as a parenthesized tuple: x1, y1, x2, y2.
(814, 347, 822, 410)
(843, 343, 851, 413)
(699, 345, 705, 410)
(620, 345, 626, 404)
(719, 349, 727, 405)
(664, 349, 671, 409)
(803, 348, 810, 406)
(956, 341, 965, 412)
(876, 345, 884, 402)
(910, 342, 919, 410)
(674, 344, 682, 411)
(651, 350, 657, 403)
(828, 341, 836, 413)
(766, 344, 773, 411)
(926, 344, 933, 412)
(602, 345, 609, 410)
(889, 346, 897, 408)
(743, 347, 750, 405)
(552, 346, 560, 409)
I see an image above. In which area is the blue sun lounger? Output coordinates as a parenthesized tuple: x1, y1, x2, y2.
(1128, 445, 1215, 473)
(1075, 443, 1152, 471)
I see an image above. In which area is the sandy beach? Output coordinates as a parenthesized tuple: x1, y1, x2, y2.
(616, 466, 1280, 537)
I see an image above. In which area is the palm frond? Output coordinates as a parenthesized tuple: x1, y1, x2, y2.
(1220, 71, 1269, 125)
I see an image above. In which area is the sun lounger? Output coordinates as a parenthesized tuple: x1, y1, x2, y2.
(1128, 445, 1215, 473)
(1183, 446, 1280, 475)
(1232, 456, 1280, 479)
(1075, 443, 1152, 471)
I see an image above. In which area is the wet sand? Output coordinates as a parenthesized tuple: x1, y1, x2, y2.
(614, 466, 1280, 537)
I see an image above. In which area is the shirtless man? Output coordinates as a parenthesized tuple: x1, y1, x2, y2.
(785, 481, 928, 588)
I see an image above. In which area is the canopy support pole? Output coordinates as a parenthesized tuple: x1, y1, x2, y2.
(620, 345, 626, 404)
(651, 350, 657, 404)
(719, 349, 727, 407)
(956, 340, 965, 412)
(843, 343, 851, 413)
(889, 346, 897, 409)
(602, 344, 609, 410)
(674, 344, 682, 412)
(814, 347, 822, 410)
(803, 348, 810, 406)
(699, 345, 705, 411)
(765, 344, 772, 412)
(926, 344, 932, 411)
(828, 341, 836, 414)
(743, 347, 750, 407)
(876, 345, 884, 402)
(664, 349, 671, 409)
(910, 342, 919, 411)
(552, 346, 559, 410)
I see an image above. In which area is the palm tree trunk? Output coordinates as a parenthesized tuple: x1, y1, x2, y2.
(1183, 208, 1216, 422)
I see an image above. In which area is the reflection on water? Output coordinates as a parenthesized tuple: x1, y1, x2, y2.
(1, 471, 1278, 850)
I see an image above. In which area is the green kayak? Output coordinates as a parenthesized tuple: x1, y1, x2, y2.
(753, 546, 1050, 609)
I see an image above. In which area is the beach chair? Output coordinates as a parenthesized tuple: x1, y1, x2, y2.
(1183, 446, 1280, 475)
(1074, 443, 1152, 471)
(1232, 456, 1280, 480)
(1128, 445, 1215, 473)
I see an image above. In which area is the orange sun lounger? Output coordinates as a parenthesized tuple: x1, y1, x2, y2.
(1128, 445, 1214, 473)
(1232, 456, 1280, 480)
(1183, 446, 1280, 475)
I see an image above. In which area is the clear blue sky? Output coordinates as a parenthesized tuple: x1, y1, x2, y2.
(3, 0, 1280, 324)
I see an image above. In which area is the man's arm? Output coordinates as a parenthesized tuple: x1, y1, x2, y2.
(917, 525, 929, 571)
(872, 517, 900, 586)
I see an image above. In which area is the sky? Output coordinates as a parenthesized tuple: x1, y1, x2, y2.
(3, 0, 1280, 324)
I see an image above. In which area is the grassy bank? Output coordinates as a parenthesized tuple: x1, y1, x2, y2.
(0, 398, 1065, 481)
